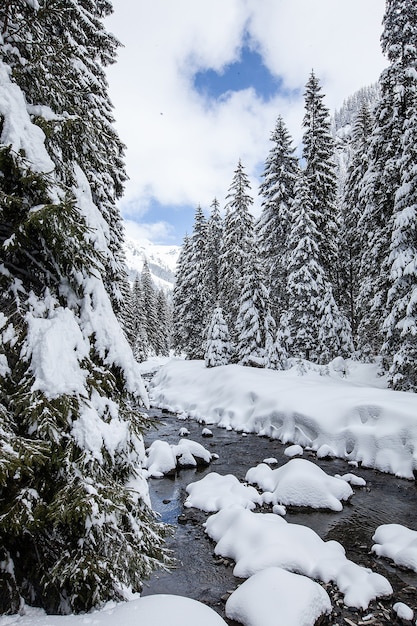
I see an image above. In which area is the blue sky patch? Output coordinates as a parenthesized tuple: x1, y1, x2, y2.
(193, 46, 282, 102)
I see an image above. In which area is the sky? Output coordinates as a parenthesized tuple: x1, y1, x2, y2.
(105, 0, 387, 245)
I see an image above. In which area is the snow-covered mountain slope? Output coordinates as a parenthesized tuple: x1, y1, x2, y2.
(123, 235, 181, 289)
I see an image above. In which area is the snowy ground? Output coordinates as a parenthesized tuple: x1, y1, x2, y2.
(150, 357, 417, 479)
(3, 357, 417, 626)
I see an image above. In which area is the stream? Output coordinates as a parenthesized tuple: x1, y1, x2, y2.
(141, 407, 417, 625)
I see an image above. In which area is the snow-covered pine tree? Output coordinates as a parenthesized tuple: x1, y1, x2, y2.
(318, 283, 354, 363)
(286, 174, 326, 362)
(302, 71, 339, 288)
(0, 2, 169, 615)
(172, 234, 193, 355)
(155, 288, 171, 357)
(140, 259, 160, 356)
(204, 306, 232, 367)
(383, 119, 417, 390)
(220, 160, 255, 338)
(205, 198, 223, 307)
(2, 0, 129, 318)
(356, 0, 417, 366)
(258, 115, 299, 320)
(181, 206, 209, 359)
(339, 102, 374, 343)
(131, 273, 149, 362)
(380, 0, 417, 391)
(235, 246, 276, 368)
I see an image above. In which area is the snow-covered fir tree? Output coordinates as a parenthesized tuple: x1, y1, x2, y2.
(285, 175, 325, 361)
(0, 1, 169, 614)
(302, 71, 339, 288)
(220, 160, 255, 338)
(339, 102, 374, 342)
(155, 288, 171, 357)
(258, 115, 299, 320)
(357, 0, 417, 378)
(205, 198, 223, 306)
(172, 234, 193, 355)
(235, 245, 277, 368)
(131, 273, 150, 362)
(140, 259, 160, 355)
(204, 306, 232, 367)
(286, 173, 352, 363)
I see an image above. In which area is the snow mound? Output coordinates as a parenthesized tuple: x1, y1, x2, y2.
(225, 567, 331, 626)
(372, 524, 417, 573)
(204, 507, 392, 609)
(144, 438, 214, 477)
(245, 459, 353, 511)
(284, 444, 303, 457)
(0, 595, 227, 625)
(393, 602, 414, 621)
(185, 472, 263, 512)
(150, 359, 417, 478)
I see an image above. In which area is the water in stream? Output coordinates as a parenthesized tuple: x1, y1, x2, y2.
(141, 408, 417, 625)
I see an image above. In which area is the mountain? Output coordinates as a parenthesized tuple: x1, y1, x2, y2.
(123, 235, 181, 290)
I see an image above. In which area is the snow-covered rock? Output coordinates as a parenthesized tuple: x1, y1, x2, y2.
(225, 567, 331, 626)
(144, 438, 214, 477)
(372, 524, 417, 573)
(204, 507, 392, 609)
(245, 459, 353, 511)
(185, 472, 262, 512)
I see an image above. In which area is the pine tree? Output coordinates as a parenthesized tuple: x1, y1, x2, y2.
(205, 198, 223, 306)
(172, 234, 193, 355)
(155, 288, 171, 357)
(205, 306, 231, 367)
(0, 3, 169, 614)
(302, 71, 339, 286)
(220, 160, 255, 337)
(383, 106, 417, 389)
(356, 0, 417, 365)
(132, 273, 149, 362)
(140, 259, 159, 356)
(339, 102, 374, 343)
(236, 249, 276, 368)
(286, 175, 325, 361)
(258, 115, 299, 319)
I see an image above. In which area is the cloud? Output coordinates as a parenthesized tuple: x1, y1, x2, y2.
(123, 219, 176, 245)
(106, 1, 386, 241)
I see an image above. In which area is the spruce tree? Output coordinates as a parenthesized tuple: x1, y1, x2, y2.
(140, 259, 159, 356)
(155, 288, 171, 357)
(0, 3, 169, 614)
(220, 160, 255, 337)
(132, 273, 149, 362)
(357, 0, 417, 365)
(383, 100, 417, 390)
(172, 234, 193, 355)
(205, 306, 232, 367)
(286, 175, 324, 361)
(258, 115, 299, 319)
(205, 198, 223, 306)
(339, 102, 374, 344)
(302, 71, 339, 287)
(235, 247, 276, 368)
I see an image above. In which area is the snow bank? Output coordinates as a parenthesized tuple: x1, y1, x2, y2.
(185, 472, 262, 512)
(150, 359, 417, 478)
(245, 458, 353, 511)
(0, 595, 227, 626)
(144, 438, 214, 477)
(372, 524, 417, 572)
(225, 567, 331, 626)
(204, 507, 392, 609)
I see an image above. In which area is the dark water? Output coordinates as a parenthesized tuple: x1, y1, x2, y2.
(141, 408, 417, 625)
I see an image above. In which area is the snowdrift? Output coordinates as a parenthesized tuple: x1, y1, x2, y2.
(150, 359, 417, 479)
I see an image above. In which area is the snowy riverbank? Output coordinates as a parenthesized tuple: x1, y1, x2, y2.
(150, 358, 417, 479)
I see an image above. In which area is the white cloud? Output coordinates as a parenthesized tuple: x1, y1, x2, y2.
(123, 219, 175, 244)
(106, 1, 386, 240)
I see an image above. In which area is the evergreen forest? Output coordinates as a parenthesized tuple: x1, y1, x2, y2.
(173, 2, 417, 395)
